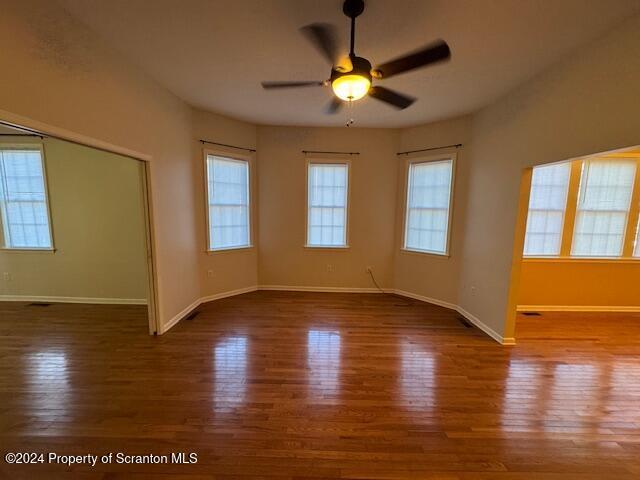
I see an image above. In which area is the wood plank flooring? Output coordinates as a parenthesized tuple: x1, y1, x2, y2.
(0, 291, 639, 479)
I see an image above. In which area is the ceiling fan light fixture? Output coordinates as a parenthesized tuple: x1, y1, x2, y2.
(332, 74, 370, 101)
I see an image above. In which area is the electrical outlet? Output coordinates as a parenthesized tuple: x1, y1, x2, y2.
(3, 272, 11, 282)
(366, 265, 373, 273)
(207, 270, 214, 278)
(326, 264, 334, 273)
(470, 286, 477, 295)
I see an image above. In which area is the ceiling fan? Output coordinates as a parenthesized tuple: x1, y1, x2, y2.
(261, 0, 451, 114)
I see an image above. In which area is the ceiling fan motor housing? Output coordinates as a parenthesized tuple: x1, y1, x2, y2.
(331, 56, 372, 83)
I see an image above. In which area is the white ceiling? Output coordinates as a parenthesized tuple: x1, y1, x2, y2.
(58, 0, 640, 128)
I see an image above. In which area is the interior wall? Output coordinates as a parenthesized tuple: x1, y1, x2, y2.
(393, 116, 473, 305)
(518, 261, 640, 309)
(458, 13, 640, 340)
(0, 137, 148, 302)
(0, 0, 197, 330)
(192, 109, 258, 297)
(257, 126, 399, 289)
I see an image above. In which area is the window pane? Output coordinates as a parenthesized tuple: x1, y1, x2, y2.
(572, 159, 636, 257)
(0, 149, 52, 248)
(404, 159, 453, 254)
(523, 162, 571, 256)
(207, 155, 250, 250)
(307, 163, 348, 246)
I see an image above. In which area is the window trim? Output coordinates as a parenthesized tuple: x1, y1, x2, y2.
(522, 160, 573, 258)
(0, 143, 55, 251)
(522, 156, 640, 261)
(304, 158, 351, 249)
(203, 149, 254, 253)
(400, 153, 456, 257)
(570, 158, 637, 258)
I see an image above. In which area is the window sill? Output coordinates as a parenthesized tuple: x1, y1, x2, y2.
(304, 245, 350, 250)
(0, 247, 56, 253)
(401, 247, 449, 258)
(523, 256, 640, 264)
(206, 245, 254, 254)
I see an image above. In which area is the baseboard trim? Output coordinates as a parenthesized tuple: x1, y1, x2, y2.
(392, 289, 512, 345)
(258, 285, 385, 293)
(0, 295, 148, 305)
(389, 289, 458, 310)
(160, 285, 513, 345)
(201, 285, 259, 303)
(160, 297, 202, 334)
(517, 304, 640, 313)
(160, 286, 258, 334)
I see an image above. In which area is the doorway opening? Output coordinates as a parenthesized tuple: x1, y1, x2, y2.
(0, 121, 158, 334)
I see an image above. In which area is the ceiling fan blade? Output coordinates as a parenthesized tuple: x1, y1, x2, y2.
(368, 86, 416, 109)
(261, 81, 325, 89)
(300, 23, 340, 66)
(324, 97, 343, 114)
(373, 40, 450, 79)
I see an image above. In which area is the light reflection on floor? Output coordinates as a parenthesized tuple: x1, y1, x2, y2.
(213, 336, 247, 409)
(399, 340, 436, 413)
(26, 350, 69, 419)
(307, 330, 341, 398)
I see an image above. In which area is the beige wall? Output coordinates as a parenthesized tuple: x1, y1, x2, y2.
(3, 0, 639, 339)
(257, 126, 399, 289)
(192, 109, 258, 297)
(0, 137, 148, 301)
(393, 116, 473, 305)
(0, 0, 197, 329)
(459, 14, 640, 339)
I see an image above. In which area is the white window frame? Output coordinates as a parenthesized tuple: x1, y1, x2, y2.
(305, 158, 351, 249)
(522, 161, 572, 258)
(401, 153, 456, 257)
(0, 144, 55, 251)
(570, 159, 637, 259)
(203, 150, 253, 252)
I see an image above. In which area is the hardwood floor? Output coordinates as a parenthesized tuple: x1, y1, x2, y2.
(1, 292, 639, 479)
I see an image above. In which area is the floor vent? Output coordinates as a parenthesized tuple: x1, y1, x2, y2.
(185, 310, 200, 321)
(522, 311, 541, 316)
(27, 302, 52, 307)
(457, 316, 473, 328)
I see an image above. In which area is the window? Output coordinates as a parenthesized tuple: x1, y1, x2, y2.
(523, 162, 571, 256)
(206, 154, 250, 250)
(572, 159, 636, 257)
(403, 158, 454, 255)
(0, 147, 53, 249)
(307, 162, 349, 247)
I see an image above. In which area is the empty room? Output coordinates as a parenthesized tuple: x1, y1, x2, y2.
(1, 0, 639, 478)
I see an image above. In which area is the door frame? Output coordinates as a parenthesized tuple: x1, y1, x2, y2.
(0, 109, 160, 334)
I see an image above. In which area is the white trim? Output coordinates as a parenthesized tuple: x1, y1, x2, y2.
(0, 295, 147, 305)
(401, 153, 456, 257)
(200, 285, 259, 303)
(517, 304, 640, 313)
(305, 159, 351, 249)
(203, 149, 253, 252)
(158, 284, 513, 346)
(259, 285, 384, 293)
(391, 289, 514, 345)
(160, 297, 203, 335)
(389, 289, 457, 310)
(160, 286, 258, 334)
